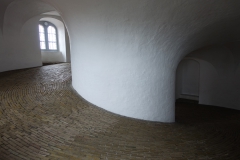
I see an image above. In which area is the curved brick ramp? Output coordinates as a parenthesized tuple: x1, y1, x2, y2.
(0, 63, 240, 160)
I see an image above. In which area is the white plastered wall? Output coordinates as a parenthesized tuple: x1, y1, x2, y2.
(42, 0, 240, 122)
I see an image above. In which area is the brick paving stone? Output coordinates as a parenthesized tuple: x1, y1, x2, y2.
(0, 63, 240, 160)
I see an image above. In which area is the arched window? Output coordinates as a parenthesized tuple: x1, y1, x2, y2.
(39, 25, 46, 50)
(38, 21, 58, 51)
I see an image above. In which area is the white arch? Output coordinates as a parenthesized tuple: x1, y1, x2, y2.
(0, 0, 55, 72)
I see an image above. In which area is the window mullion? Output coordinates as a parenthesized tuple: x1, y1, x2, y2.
(45, 27, 49, 50)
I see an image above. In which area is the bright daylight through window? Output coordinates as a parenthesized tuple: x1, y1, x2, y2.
(39, 21, 58, 50)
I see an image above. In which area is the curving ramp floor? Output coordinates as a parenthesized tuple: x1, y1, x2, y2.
(0, 63, 240, 160)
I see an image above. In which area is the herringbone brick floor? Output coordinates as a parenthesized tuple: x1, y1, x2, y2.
(0, 63, 239, 160)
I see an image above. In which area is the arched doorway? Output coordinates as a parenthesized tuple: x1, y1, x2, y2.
(176, 59, 200, 102)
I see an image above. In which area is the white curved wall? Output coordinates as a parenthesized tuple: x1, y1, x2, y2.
(48, 0, 181, 122)
(42, 0, 240, 122)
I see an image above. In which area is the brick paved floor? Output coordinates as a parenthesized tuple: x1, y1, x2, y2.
(0, 63, 239, 160)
